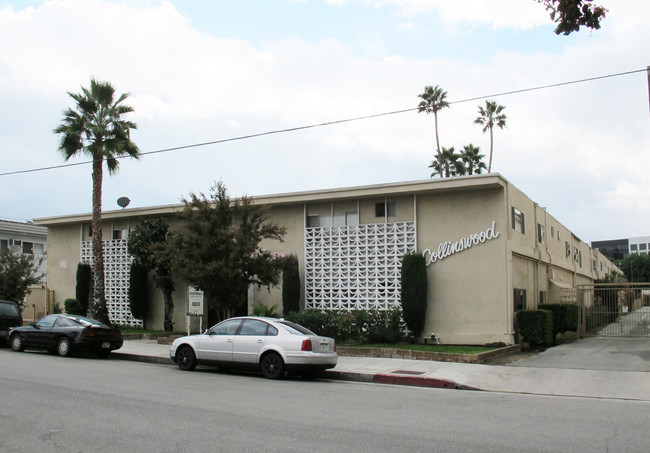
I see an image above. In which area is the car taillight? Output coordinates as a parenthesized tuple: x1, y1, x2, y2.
(82, 329, 97, 337)
(333, 340, 336, 352)
(301, 339, 312, 351)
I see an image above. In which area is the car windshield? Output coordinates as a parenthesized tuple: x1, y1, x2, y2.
(277, 320, 316, 336)
(66, 316, 108, 328)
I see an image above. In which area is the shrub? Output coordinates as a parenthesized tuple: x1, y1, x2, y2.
(64, 298, 84, 315)
(400, 253, 428, 338)
(251, 301, 279, 317)
(285, 309, 338, 338)
(282, 255, 300, 315)
(128, 262, 149, 320)
(539, 303, 579, 341)
(516, 309, 553, 348)
(366, 308, 406, 344)
(75, 263, 92, 315)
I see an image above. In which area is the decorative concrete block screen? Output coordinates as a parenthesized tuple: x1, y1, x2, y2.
(81, 240, 143, 327)
(305, 221, 416, 311)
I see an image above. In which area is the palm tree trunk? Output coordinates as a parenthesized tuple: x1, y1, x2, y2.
(434, 112, 443, 177)
(91, 152, 110, 325)
(163, 291, 175, 332)
(487, 127, 494, 173)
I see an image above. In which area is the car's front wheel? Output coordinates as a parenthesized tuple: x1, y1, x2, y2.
(56, 337, 72, 357)
(260, 352, 285, 379)
(10, 334, 25, 352)
(176, 346, 197, 371)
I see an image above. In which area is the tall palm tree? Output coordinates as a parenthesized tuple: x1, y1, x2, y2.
(473, 100, 507, 173)
(54, 79, 140, 325)
(418, 85, 450, 177)
(460, 144, 487, 175)
(429, 146, 464, 178)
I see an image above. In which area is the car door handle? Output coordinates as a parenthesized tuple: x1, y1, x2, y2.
(226, 339, 233, 343)
(257, 340, 264, 343)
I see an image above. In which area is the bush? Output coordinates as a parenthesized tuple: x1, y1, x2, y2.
(64, 298, 84, 315)
(516, 309, 553, 348)
(285, 309, 339, 338)
(366, 308, 406, 344)
(75, 263, 92, 315)
(400, 253, 428, 338)
(539, 303, 579, 341)
(282, 255, 300, 315)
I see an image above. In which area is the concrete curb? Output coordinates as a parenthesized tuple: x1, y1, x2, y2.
(112, 352, 173, 365)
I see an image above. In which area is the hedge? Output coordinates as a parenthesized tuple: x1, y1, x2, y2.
(516, 309, 553, 348)
(538, 303, 578, 340)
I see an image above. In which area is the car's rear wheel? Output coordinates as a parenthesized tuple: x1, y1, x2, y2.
(260, 352, 285, 379)
(176, 346, 197, 371)
(10, 334, 25, 352)
(56, 337, 72, 357)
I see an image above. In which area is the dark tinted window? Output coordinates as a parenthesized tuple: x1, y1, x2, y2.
(0, 301, 20, 317)
(239, 319, 269, 336)
(277, 321, 315, 336)
(36, 315, 58, 327)
(54, 317, 79, 327)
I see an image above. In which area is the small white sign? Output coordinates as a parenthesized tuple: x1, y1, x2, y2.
(187, 287, 204, 316)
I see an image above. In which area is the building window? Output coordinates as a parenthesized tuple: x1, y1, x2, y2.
(511, 207, 525, 234)
(537, 223, 545, 244)
(565, 241, 571, 257)
(22, 241, 34, 254)
(0, 239, 7, 252)
(514, 289, 527, 311)
(375, 201, 396, 218)
(550, 226, 555, 239)
(539, 291, 547, 304)
(307, 215, 320, 228)
(640, 243, 648, 251)
(631, 244, 638, 251)
(112, 229, 127, 240)
(557, 230, 561, 241)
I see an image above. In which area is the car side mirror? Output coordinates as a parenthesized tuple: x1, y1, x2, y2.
(30, 322, 39, 329)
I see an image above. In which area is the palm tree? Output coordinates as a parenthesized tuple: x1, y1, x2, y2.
(429, 146, 464, 178)
(418, 85, 450, 177)
(54, 79, 140, 326)
(473, 100, 507, 173)
(460, 144, 487, 175)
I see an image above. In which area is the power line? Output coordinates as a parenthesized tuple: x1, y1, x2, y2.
(1, 68, 645, 178)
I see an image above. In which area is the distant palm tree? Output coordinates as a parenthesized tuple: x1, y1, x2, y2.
(54, 79, 140, 326)
(418, 85, 450, 177)
(474, 100, 507, 173)
(429, 146, 464, 178)
(460, 144, 487, 175)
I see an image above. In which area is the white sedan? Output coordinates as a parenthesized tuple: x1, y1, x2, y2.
(169, 316, 338, 379)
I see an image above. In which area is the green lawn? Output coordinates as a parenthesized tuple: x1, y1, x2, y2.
(342, 344, 497, 354)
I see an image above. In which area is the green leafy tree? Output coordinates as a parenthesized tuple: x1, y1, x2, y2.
(170, 181, 287, 323)
(400, 253, 428, 339)
(474, 100, 507, 173)
(418, 85, 450, 178)
(0, 250, 43, 311)
(536, 0, 607, 35)
(54, 78, 140, 326)
(429, 146, 464, 178)
(128, 218, 175, 331)
(282, 254, 301, 314)
(618, 254, 650, 283)
(460, 144, 487, 175)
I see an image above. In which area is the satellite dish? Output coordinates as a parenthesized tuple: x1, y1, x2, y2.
(117, 197, 131, 209)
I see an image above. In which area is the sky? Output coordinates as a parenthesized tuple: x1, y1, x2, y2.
(0, 0, 648, 244)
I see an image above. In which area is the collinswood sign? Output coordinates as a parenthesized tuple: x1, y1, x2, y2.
(423, 221, 500, 266)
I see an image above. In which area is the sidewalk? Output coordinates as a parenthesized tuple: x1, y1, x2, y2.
(113, 338, 650, 401)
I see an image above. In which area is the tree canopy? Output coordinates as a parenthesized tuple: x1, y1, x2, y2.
(170, 181, 287, 322)
(0, 250, 43, 310)
(536, 0, 607, 35)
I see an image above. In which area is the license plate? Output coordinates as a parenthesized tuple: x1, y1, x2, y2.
(102, 342, 110, 348)
(321, 344, 329, 352)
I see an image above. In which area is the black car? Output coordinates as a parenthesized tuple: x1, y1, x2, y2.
(8, 314, 123, 358)
(0, 300, 23, 345)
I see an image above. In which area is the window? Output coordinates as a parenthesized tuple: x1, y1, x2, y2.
(557, 230, 561, 241)
(592, 259, 597, 271)
(539, 291, 547, 304)
(631, 244, 638, 251)
(640, 243, 647, 251)
(0, 239, 7, 252)
(375, 201, 396, 218)
(511, 207, 525, 234)
(211, 319, 242, 335)
(33, 243, 44, 255)
(307, 215, 320, 228)
(239, 319, 270, 336)
(514, 289, 527, 311)
(565, 241, 571, 257)
(537, 224, 545, 244)
(22, 241, 34, 254)
(550, 226, 555, 239)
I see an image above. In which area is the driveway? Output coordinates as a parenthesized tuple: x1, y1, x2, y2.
(509, 336, 650, 372)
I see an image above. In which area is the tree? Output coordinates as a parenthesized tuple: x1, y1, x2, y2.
(536, 0, 607, 35)
(128, 218, 175, 331)
(418, 85, 450, 178)
(54, 78, 140, 326)
(170, 181, 287, 324)
(460, 144, 487, 175)
(618, 254, 650, 283)
(474, 100, 507, 173)
(282, 254, 301, 314)
(400, 253, 428, 339)
(0, 250, 43, 311)
(429, 146, 464, 178)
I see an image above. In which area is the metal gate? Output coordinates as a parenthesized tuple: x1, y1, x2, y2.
(577, 283, 650, 337)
